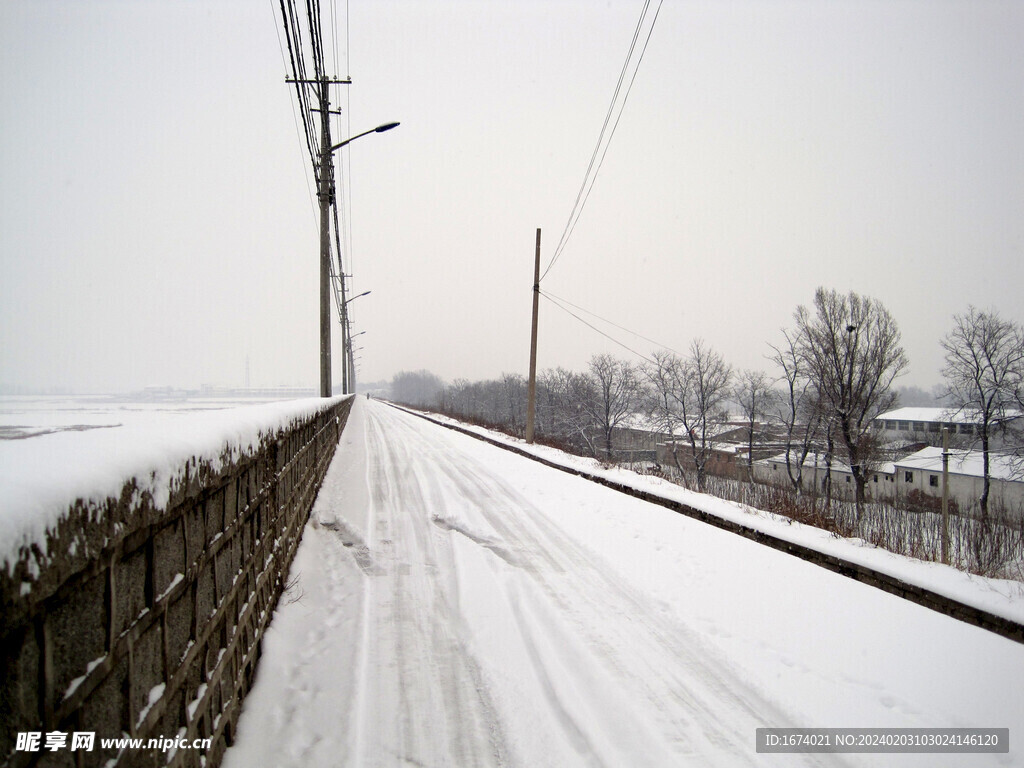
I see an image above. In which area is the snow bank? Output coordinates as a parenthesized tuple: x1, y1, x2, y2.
(0, 396, 349, 571)
(402, 406, 1024, 628)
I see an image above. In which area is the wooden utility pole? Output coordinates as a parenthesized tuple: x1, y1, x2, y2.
(525, 228, 541, 443)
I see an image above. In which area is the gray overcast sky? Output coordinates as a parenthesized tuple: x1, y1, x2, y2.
(2, 0, 1021, 393)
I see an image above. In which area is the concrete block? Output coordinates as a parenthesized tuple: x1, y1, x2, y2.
(223, 478, 238, 530)
(166, 592, 193, 669)
(129, 624, 163, 730)
(183, 505, 204, 572)
(204, 636, 225, 685)
(196, 560, 214, 626)
(214, 550, 232, 603)
(244, 465, 259, 512)
(182, 663, 201, 715)
(205, 490, 224, 547)
(81, 653, 128, 756)
(240, 518, 252, 563)
(114, 550, 148, 637)
(228, 537, 241, 590)
(0, 627, 40, 758)
(153, 520, 185, 601)
(50, 574, 106, 703)
(155, 686, 183, 740)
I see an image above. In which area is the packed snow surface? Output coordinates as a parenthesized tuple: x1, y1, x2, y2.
(225, 399, 1023, 768)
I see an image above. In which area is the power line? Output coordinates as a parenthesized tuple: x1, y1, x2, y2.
(279, 0, 319, 169)
(270, 0, 319, 230)
(336, 0, 354, 278)
(541, 0, 664, 282)
(540, 291, 655, 365)
(540, 289, 683, 357)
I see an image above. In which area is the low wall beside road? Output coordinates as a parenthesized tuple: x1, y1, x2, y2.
(1, 397, 353, 768)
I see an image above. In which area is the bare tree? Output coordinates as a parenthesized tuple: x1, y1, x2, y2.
(732, 369, 775, 482)
(643, 350, 691, 485)
(540, 367, 601, 455)
(768, 329, 824, 494)
(585, 354, 642, 459)
(795, 288, 908, 515)
(941, 307, 1024, 518)
(683, 340, 733, 490)
(499, 372, 527, 436)
(644, 341, 732, 491)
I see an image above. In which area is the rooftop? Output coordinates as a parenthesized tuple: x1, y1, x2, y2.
(875, 407, 975, 424)
(894, 446, 1023, 482)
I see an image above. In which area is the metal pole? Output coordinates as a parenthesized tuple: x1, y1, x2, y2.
(942, 427, 950, 565)
(525, 228, 541, 443)
(318, 77, 333, 397)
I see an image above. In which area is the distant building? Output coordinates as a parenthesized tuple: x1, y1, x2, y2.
(754, 446, 1023, 522)
(892, 447, 1023, 521)
(872, 407, 981, 441)
(754, 452, 897, 499)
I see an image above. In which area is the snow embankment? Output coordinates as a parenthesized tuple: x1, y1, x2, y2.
(399, 406, 1024, 630)
(0, 397, 349, 571)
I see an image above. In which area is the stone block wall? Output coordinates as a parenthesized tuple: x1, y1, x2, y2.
(1, 397, 353, 768)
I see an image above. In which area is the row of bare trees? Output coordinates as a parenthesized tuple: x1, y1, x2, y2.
(390, 288, 1023, 520)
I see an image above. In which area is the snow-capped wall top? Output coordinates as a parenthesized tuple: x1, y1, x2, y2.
(0, 395, 349, 570)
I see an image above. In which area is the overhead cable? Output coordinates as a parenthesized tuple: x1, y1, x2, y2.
(541, 0, 664, 282)
(541, 289, 683, 357)
(540, 292, 655, 364)
(270, 0, 319, 229)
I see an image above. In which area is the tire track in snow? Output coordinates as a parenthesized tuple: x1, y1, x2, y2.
(422, 427, 804, 764)
(365, 402, 842, 767)
(353, 404, 511, 768)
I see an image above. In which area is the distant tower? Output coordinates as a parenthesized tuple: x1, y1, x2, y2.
(245, 355, 251, 390)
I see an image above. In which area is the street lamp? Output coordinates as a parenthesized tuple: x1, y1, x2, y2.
(318, 123, 399, 397)
(340, 291, 372, 395)
(331, 122, 400, 152)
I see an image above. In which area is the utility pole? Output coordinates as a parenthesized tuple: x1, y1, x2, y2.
(317, 76, 334, 398)
(340, 296, 350, 393)
(941, 427, 950, 565)
(525, 228, 541, 443)
(348, 336, 357, 393)
(288, 75, 350, 396)
(285, 77, 390, 398)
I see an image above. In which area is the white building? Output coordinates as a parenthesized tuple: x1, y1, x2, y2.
(872, 407, 980, 441)
(892, 447, 1024, 521)
(755, 446, 1023, 521)
(754, 451, 897, 499)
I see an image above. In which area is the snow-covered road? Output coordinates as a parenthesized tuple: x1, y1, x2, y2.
(224, 399, 1022, 768)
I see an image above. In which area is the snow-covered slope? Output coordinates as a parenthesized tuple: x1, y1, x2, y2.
(402, 406, 1024, 629)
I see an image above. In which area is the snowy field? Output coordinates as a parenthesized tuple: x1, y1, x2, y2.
(223, 399, 1023, 768)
